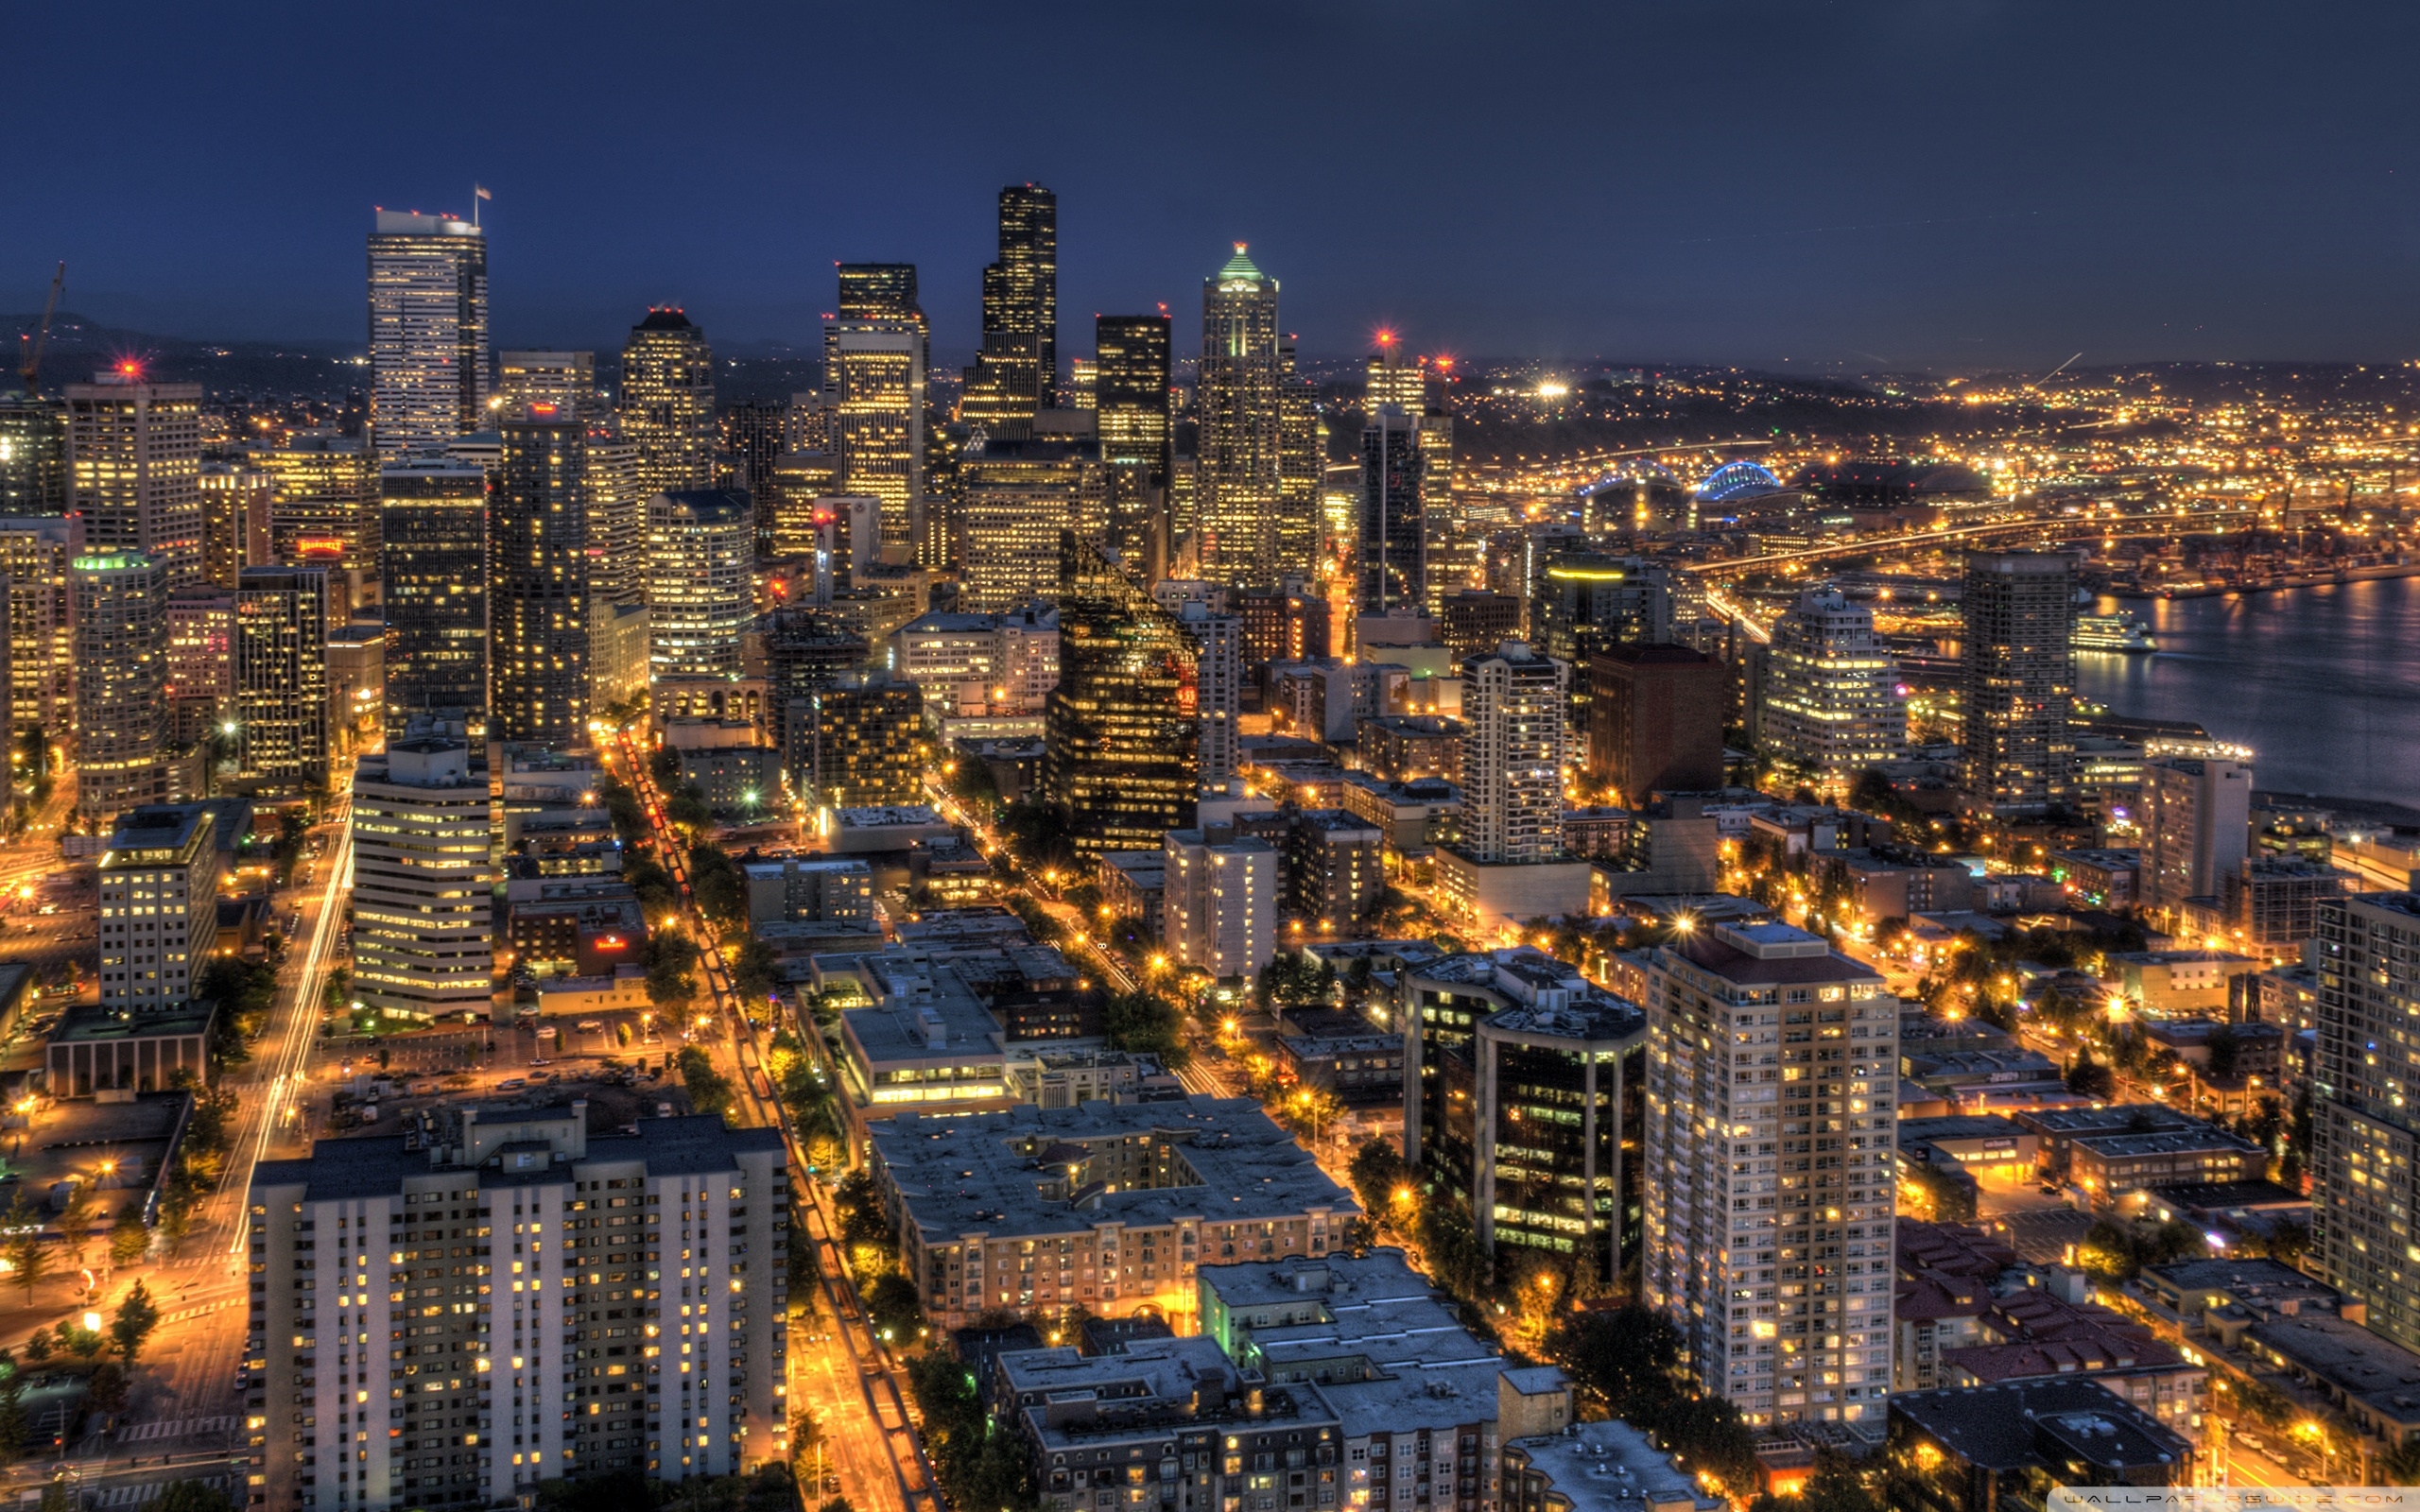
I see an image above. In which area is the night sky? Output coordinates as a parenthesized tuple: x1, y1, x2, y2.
(10, 1, 2420, 370)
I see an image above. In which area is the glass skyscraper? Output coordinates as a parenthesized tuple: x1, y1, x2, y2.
(367, 209, 489, 456)
(380, 457, 490, 735)
(1095, 315, 1171, 574)
(490, 411, 592, 746)
(961, 184, 1059, 429)
(1198, 246, 1282, 584)
(619, 308, 716, 499)
(1043, 535, 1199, 855)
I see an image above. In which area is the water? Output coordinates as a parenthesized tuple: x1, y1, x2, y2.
(2077, 578, 2420, 809)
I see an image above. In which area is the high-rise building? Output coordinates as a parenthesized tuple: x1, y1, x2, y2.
(1637, 919, 1896, 1428)
(380, 457, 490, 734)
(585, 432, 646, 609)
(495, 351, 603, 422)
(352, 737, 493, 1020)
(806, 671, 924, 810)
(619, 308, 716, 497)
(368, 208, 490, 456)
(0, 395, 68, 514)
(833, 263, 927, 369)
(769, 452, 846, 558)
(2143, 754, 2254, 918)
(1162, 832, 1277, 981)
(646, 490, 753, 681)
(955, 437, 1108, 611)
(0, 514, 80, 738)
(960, 184, 1059, 429)
(65, 370, 203, 587)
(71, 549, 170, 824)
(1198, 246, 1282, 584)
(246, 1110, 792, 1507)
(1068, 357, 1097, 409)
(719, 399, 788, 553)
(1757, 589, 1907, 791)
(1358, 405, 1424, 616)
(2311, 893, 2420, 1349)
(1095, 315, 1172, 575)
(491, 412, 592, 747)
(823, 321, 925, 557)
(95, 803, 221, 1017)
(234, 566, 330, 784)
(1180, 602, 1244, 789)
(198, 461, 271, 588)
(1044, 535, 1200, 855)
(1276, 337, 1323, 580)
(245, 431, 377, 571)
(164, 588, 235, 747)
(1459, 643, 1567, 865)
(1961, 550, 2076, 816)
(1586, 643, 1727, 803)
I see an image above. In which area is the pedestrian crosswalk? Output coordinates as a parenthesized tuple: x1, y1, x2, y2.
(158, 1298, 239, 1326)
(116, 1416, 233, 1443)
(85, 1479, 232, 1509)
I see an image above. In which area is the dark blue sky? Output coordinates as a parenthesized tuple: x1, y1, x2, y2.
(11, 1, 2420, 369)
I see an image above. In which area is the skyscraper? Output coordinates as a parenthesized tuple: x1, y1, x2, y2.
(0, 395, 68, 514)
(1459, 643, 1567, 866)
(491, 411, 592, 747)
(367, 209, 490, 456)
(1180, 600, 1244, 789)
(198, 461, 271, 589)
(960, 184, 1059, 430)
(1961, 550, 2076, 816)
(244, 431, 377, 573)
(1638, 919, 1896, 1429)
(1095, 315, 1172, 575)
(381, 457, 490, 734)
(1358, 405, 1424, 616)
(1758, 589, 1907, 791)
(164, 588, 234, 747)
(585, 431, 646, 610)
(65, 370, 203, 587)
(719, 398, 788, 554)
(646, 490, 753, 681)
(823, 320, 925, 557)
(234, 566, 330, 784)
(0, 514, 81, 740)
(833, 263, 927, 369)
(619, 308, 716, 497)
(1586, 643, 1727, 803)
(1276, 337, 1323, 579)
(71, 549, 170, 825)
(496, 351, 604, 422)
(955, 437, 1108, 611)
(1043, 535, 1200, 855)
(806, 672, 925, 810)
(2143, 753, 2254, 919)
(352, 736, 493, 1021)
(1198, 246, 1282, 584)
(96, 803, 220, 1019)
(2312, 892, 2420, 1350)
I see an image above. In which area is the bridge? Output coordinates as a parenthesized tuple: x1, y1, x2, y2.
(1679, 508, 2262, 576)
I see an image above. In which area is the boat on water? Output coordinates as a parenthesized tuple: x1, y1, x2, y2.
(2074, 612, 2156, 653)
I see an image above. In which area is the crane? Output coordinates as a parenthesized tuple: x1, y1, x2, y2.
(16, 261, 64, 394)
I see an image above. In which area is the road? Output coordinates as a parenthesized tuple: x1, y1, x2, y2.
(609, 733, 942, 1512)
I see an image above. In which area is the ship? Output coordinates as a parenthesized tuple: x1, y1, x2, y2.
(2074, 612, 2156, 653)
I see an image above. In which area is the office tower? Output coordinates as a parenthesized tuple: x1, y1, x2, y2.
(1533, 552, 1673, 745)
(804, 671, 923, 810)
(247, 1111, 792, 1508)
(164, 589, 235, 747)
(769, 451, 845, 558)
(2311, 893, 2420, 1350)
(619, 308, 716, 497)
(1961, 550, 2076, 816)
(1358, 405, 1424, 616)
(585, 431, 645, 609)
(352, 737, 493, 1020)
(1401, 952, 1647, 1284)
(885, 603, 1058, 718)
(823, 320, 925, 557)
(719, 398, 788, 552)
(833, 262, 927, 369)
(1587, 643, 1727, 802)
(1238, 586, 1331, 665)
(1439, 590, 1521, 662)
(198, 461, 271, 589)
(96, 803, 221, 1017)
(960, 184, 1059, 429)
(368, 208, 490, 455)
(647, 490, 752, 681)
(784, 394, 833, 454)
(1276, 337, 1322, 578)
(490, 412, 592, 746)
(1069, 357, 1096, 408)
(234, 566, 329, 784)
(1757, 589, 1907, 791)
(1198, 245, 1283, 584)
(496, 350, 602, 421)
(2143, 754, 2255, 918)
(0, 395, 68, 513)
(246, 431, 377, 571)
(1459, 643, 1567, 865)
(0, 514, 80, 738)
(1416, 412, 1461, 614)
(381, 457, 490, 734)
(72, 550, 170, 824)
(1095, 315, 1172, 575)
(65, 370, 203, 586)
(765, 606, 872, 789)
(1162, 832, 1277, 980)
(1044, 535, 1200, 855)
(1637, 920, 1895, 1427)
(1181, 601, 1244, 788)
(955, 436, 1108, 611)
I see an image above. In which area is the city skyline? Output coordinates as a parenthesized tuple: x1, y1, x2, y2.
(12, 5, 2420, 367)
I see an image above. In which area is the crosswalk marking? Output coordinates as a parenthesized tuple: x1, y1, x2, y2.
(117, 1416, 233, 1442)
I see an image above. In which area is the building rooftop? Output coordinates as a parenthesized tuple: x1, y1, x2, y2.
(2246, 1311, 2420, 1409)
(1505, 1419, 1720, 1512)
(252, 1111, 785, 1201)
(1891, 1379, 2189, 1474)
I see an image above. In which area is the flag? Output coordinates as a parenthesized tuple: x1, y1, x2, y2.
(475, 185, 492, 201)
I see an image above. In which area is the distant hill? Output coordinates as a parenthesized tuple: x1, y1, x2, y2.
(6, 311, 360, 399)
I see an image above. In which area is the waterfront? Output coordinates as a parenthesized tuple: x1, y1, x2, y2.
(2083, 578, 2420, 810)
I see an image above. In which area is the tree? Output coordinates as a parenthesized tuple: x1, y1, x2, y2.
(677, 1047, 735, 1118)
(18, 1333, 46, 1366)
(58, 1179, 95, 1278)
(729, 936, 781, 1005)
(690, 844, 749, 926)
(60, 1323, 103, 1366)
(865, 1273, 924, 1343)
(2066, 1046, 2114, 1100)
(1546, 1305, 1684, 1421)
(1257, 954, 1334, 1010)
(111, 1280, 159, 1369)
(1102, 990, 1188, 1068)
(108, 1205, 147, 1269)
(2, 1194, 46, 1304)
(0, 1348, 26, 1464)
(1347, 1138, 1412, 1234)
(85, 1361, 126, 1416)
(648, 932, 701, 1011)
(1416, 1201, 1492, 1303)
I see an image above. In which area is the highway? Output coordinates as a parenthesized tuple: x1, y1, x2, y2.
(607, 732, 942, 1512)
(1680, 507, 2262, 576)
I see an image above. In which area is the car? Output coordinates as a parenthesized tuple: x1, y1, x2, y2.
(35, 904, 55, 916)
(821, 1476, 841, 1494)
(529, 1057, 551, 1067)
(2039, 1183, 2063, 1196)
(498, 1078, 527, 1091)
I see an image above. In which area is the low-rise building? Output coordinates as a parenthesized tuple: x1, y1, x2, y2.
(1339, 774, 1461, 857)
(2241, 1310, 2420, 1453)
(1888, 1379, 2196, 1510)
(2108, 949, 2262, 1015)
(2052, 848, 2140, 909)
(1274, 1030, 1406, 1108)
(742, 855, 873, 926)
(1098, 850, 1167, 936)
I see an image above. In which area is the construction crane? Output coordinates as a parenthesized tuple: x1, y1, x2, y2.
(16, 261, 64, 394)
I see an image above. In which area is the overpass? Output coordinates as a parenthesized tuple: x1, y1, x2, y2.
(1678, 508, 2261, 576)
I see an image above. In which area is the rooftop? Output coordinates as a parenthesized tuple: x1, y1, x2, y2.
(1891, 1379, 2190, 1474)
(1505, 1420, 1720, 1512)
